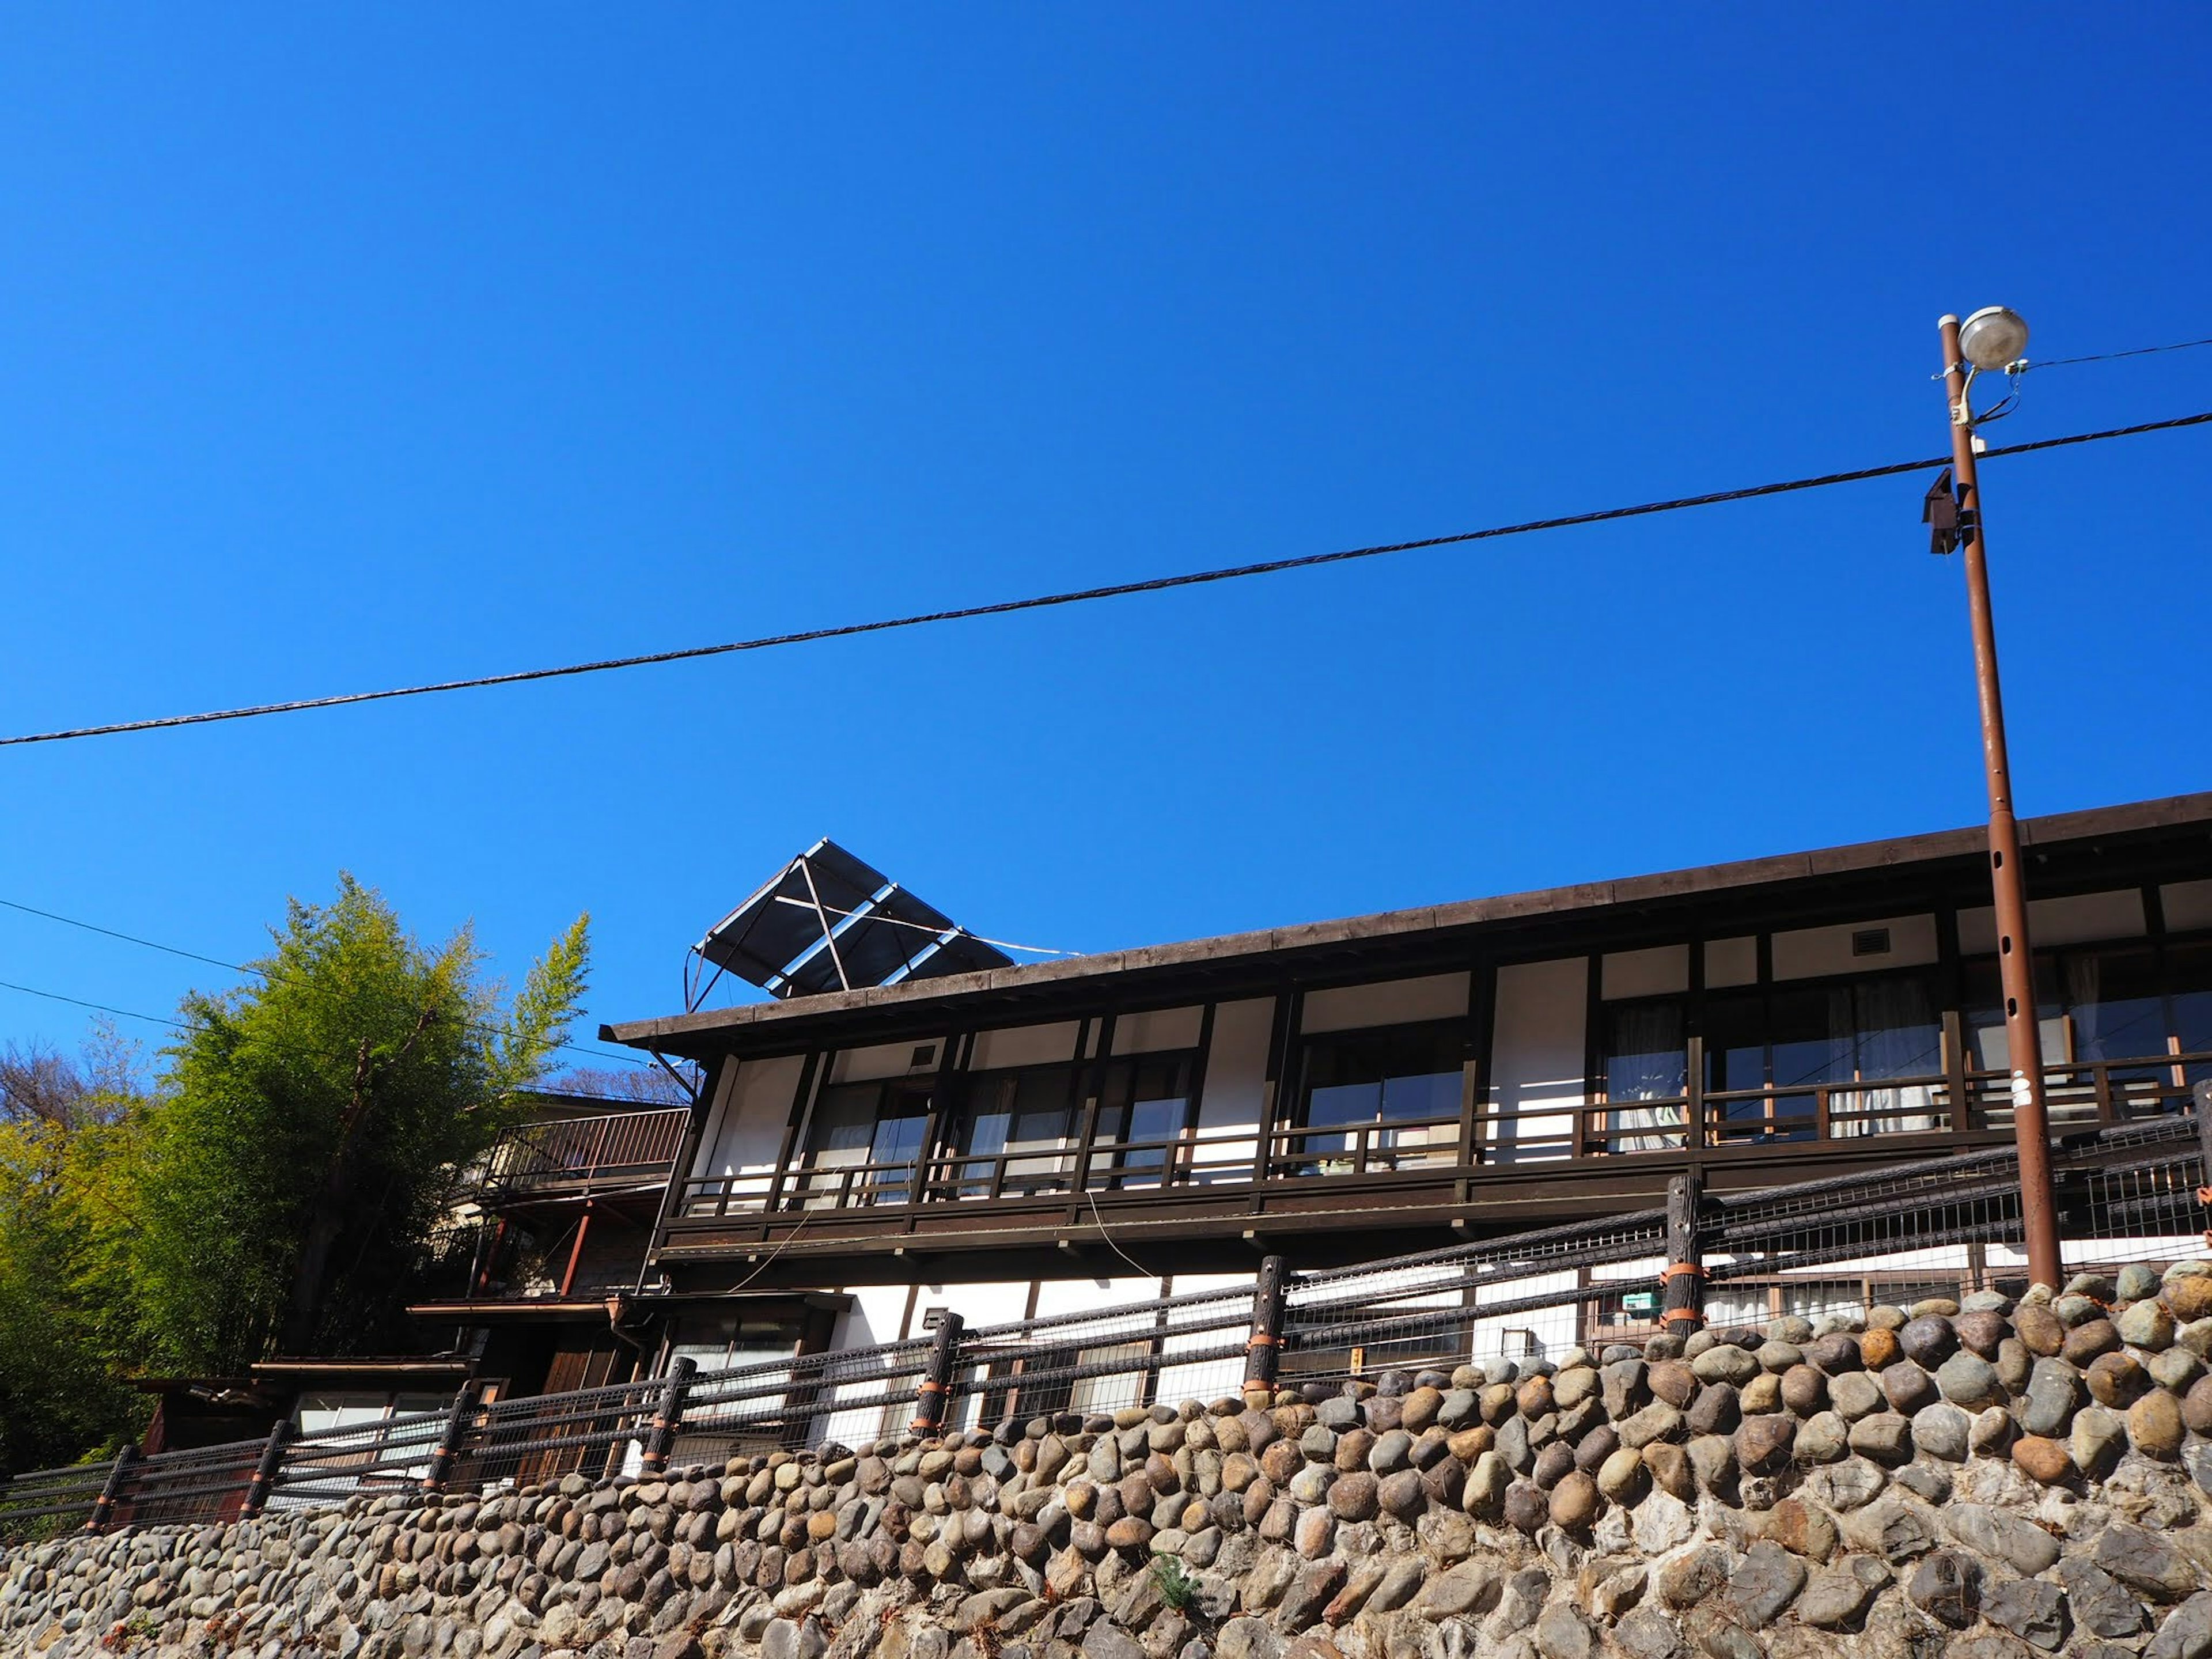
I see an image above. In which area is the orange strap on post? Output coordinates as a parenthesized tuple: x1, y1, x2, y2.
(1660, 1263, 1705, 1282)
(1660, 1308, 1705, 1324)
(1246, 1333, 1281, 1350)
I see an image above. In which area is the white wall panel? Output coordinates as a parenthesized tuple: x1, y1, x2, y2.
(968, 1022, 1083, 1073)
(1301, 972, 1469, 1035)
(1771, 914, 1937, 980)
(1959, 889, 2146, 954)
(1113, 1006, 1205, 1055)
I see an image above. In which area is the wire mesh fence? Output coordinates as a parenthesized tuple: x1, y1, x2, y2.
(0, 1462, 108, 1539)
(117, 1441, 266, 1531)
(6, 1108, 2210, 1539)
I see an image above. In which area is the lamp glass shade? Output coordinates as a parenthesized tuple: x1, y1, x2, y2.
(1959, 306, 2030, 371)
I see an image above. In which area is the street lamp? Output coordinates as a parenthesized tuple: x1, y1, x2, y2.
(1936, 308, 2062, 1293)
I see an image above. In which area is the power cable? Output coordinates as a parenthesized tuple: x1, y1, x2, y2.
(0, 976, 194, 1032)
(5, 409, 2207, 752)
(2021, 338, 2212, 372)
(0, 892, 654, 1069)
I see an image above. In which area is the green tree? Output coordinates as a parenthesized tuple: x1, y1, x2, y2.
(0, 1036, 147, 1473)
(113, 876, 590, 1373)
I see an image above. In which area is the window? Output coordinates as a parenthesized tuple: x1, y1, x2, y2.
(952, 1064, 1080, 1196)
(1294, 1022, 1464, 1173)
(801, 1080, 931, 1205)
(1602, 999, 1687, 1152)
(1093, 1054, 1196, 1190)
(1708, 974, 1941, 1141)
(2175, 942, 2212, 1088)
(1968, 944, 2185, 1122)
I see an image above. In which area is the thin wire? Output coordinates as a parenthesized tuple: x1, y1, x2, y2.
(0, 892, 652, 1069)
(0, 976, 194, 1032)
(6, 409, 2207, 752)
(1087, 1187, 1158, 1281)
(2022, 338, 2212, 370)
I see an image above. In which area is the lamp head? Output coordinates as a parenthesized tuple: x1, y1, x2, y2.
(1958, 306, 2030, 372)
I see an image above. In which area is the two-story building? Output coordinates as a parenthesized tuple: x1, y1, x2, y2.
(571, 791, 2209, 1387)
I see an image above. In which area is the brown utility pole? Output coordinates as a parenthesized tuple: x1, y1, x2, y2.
(1938, 312, 2062, 1292)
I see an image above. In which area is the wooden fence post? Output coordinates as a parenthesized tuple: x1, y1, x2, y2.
(908, 1312, 964, 1437)
(1661, 1171, 1706, 1338)
(639, 1358, 697, 1476)
(421, 1382, 482, 1495)
(86, 1445, 140, 1532)
(241, 1421, 293, 1518)
(1245, 1254, 1287, 1393)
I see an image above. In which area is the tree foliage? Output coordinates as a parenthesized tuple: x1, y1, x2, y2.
(0, 1036, 147, 1472)
(106, 876, 591, 1373)
(0, 878, 593, 1474)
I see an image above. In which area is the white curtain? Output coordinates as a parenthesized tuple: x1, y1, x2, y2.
(1838, 978, 1940, 1137)
(1608, 1005, 1686, 1153)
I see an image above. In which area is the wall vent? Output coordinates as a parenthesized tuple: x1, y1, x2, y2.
(910, 1044, 938, 1070)
(1851, 927, 1893, 957)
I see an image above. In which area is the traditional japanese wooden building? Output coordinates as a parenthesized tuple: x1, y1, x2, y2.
(577, 791, 2212, 1372)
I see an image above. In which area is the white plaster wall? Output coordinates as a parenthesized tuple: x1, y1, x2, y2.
(1301, 972, 1470, 1035)
(1194, 998, 1274, 1183)
(1959, 889, 2147, 953)
(967, 1022, 1083, 1073)
(830, 1040, 937, 1085)
(816, 1285, 922, 1449)
(1603, 945, 1688, 1000)
(1770, 913, 1938, 980)
(1113, 1006, 1205, 1055)
(833, 1285, 915, 1350)
(1487, 957, 1587, 1162)
(1706, 937, 1758, 988)
(2164, 879, 2212, 933)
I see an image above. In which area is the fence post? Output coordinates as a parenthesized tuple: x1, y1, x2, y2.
(1245, 1254, 1287, 1393)
(86, 1444, 141, 1532)
(1661, 1171, 1706, 1338)
(422, 1381, 483, 1495)
(639, 1357, 697, 1476)
(908, 1311, 965, 1437)
(240, 1420, 294, 1518)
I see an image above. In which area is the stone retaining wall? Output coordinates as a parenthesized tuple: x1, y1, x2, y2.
(11, 1262, 2212, 1659)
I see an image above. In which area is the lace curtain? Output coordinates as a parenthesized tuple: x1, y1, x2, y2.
(1836, 977, 1940, 1136)
(1608, 1003, 1687, 1152)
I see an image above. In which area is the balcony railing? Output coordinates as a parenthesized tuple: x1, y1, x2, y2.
(668, 1050, 2210, 1226)
(480, 1107, 690, 1200)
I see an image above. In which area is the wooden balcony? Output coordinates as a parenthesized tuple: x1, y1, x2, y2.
(655, 1051, 2209, 1275)
(479, 1107, 691, 1205)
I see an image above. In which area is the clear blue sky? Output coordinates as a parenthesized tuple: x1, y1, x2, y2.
(2, 9, 2208, 1074)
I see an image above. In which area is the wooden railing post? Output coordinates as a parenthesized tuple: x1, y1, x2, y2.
(86, 1444, 139, 1532)
(1245, 1254, 1287, 1393)
(1661, 1171, 1705, 1338)
(421, 1381, 482, 1494)
(240, 1420, 293, 1518)
(638, 1357, 697, 1476)
(1684, 1034, 1706, 1150)
(908, 1311, 964, 1436)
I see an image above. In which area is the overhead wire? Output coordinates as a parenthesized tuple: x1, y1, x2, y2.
(0, 892, 654, 1069)
(2020, 337, 2212, 371)
(3, 408, 2207, 752)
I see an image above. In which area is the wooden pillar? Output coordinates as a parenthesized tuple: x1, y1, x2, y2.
(1245, 1255, 1288, 1393)
(1661, 1171, 1706, 1337)
(240, 1421, 293, 1518)
(910, 1312, 965, 1435)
